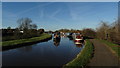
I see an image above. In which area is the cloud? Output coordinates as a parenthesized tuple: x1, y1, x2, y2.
(67, 3, 95, 21)
(51, 8, 61, 17)
(16, 2, 53, 15)
(3, 11, 18, 19)
(47, 14, 67, 24)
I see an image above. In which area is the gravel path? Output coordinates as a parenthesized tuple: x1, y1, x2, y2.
(87, 39, 120, 67)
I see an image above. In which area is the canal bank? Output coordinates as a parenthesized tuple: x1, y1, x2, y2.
(64, 40, 94, 67)
(1, 33, 52, 51)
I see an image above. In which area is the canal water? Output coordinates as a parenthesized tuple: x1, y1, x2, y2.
(2, 36, 84, 66)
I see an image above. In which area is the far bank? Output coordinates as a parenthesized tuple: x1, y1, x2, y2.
(1, 33, 52, 51)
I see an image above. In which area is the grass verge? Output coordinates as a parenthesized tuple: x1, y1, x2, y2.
(64, 39, 94, 68)
(1, 33, 52, 47)
(99, 39, 120, 58)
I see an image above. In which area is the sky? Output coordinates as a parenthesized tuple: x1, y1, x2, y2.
(2, 2, 118, 31)
(0, 2, 1, 29)
(1, 0, 120, 2)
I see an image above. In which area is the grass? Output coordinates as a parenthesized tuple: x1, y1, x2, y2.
(64, 39, 94, 67)
(99, 39, 120, 58)
(1, 33, 51, 47)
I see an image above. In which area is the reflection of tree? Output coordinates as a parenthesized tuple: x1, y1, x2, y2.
(24, 46, 32, 52)
(75, 44, 83, 48)
(53, 38, 61, 47)
(17, 46, 32, 52)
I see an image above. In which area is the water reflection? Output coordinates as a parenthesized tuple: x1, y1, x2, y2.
(53, 38, 61, 47)
(2, 37, 83, 66)
(67, 36, 73, 40)
(17, 46, 33, 52)
(75, 44, 83, 48)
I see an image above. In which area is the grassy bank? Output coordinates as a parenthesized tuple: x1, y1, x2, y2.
(64, 39, 94, 67)
(99, 39, 120, 58)
(1, 33, 52, 47)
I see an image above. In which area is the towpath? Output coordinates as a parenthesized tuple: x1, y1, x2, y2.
(87, 39, 120, 67)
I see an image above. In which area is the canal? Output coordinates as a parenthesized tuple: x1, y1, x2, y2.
(2, 35, 84, 66)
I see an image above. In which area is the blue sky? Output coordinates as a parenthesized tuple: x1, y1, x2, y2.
(0, 2, 2, 28)
(2, 2, 118, 31)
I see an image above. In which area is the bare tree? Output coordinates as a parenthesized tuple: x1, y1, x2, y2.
(17, 18, 38, 38)
(96, 20, 120, 44)
(30, 24, 37, 29)
(96, 21, 109, 40)
(17, 18, 32, 30)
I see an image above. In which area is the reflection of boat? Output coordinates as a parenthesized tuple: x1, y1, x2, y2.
(53, 36, 60, 40)
(76, 44, 83, 48)
(67, 36, 73, 40)
(53, 36, 61, 47)
(74, 39, 84, 44)
(74, 41, 82, 44)
(53, 37, 60, 42)
(67, 33, 74, 40)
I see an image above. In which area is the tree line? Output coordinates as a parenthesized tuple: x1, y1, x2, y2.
(2, 18, 44, 41)
(56, 20, 120, 44)
(96, 21, 120, 44)
(56, 29, 82, 33)
(2, 17, 120, 44)
(82, 20, 120, 44)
